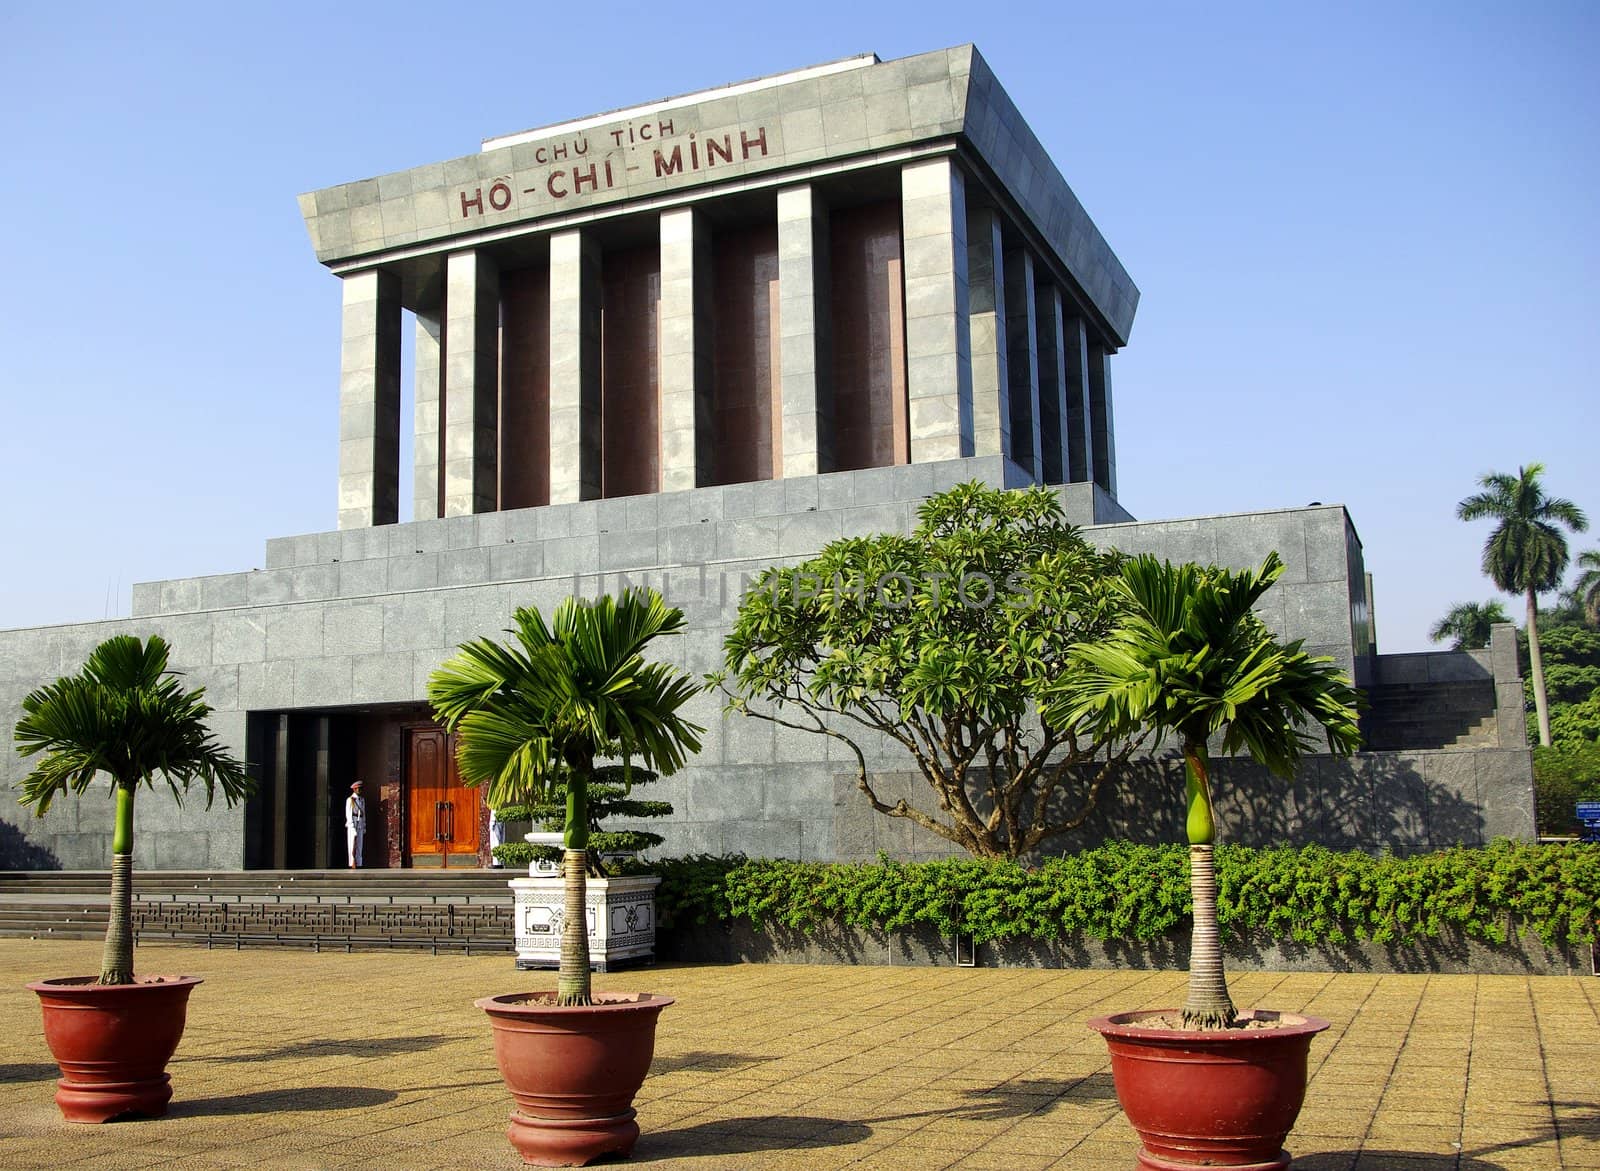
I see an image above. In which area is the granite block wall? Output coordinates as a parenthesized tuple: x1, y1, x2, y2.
(1, 458, 1531, 871)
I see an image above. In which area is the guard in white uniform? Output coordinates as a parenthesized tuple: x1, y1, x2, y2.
(345, 780, 367, 868)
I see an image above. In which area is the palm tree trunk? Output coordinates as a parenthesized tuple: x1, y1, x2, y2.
(1526, 587, 1552, 747)
(556, 847, 592, 1006)
(1181, 743, 1235, 1028)
(100, 783, 135, 985)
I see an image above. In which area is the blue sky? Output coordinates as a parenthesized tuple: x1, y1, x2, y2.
(0, 2, 1594, 652)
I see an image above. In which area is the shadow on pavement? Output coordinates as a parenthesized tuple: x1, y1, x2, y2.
(649, 1051, 766, 1075)
(1297, 1153, 1508, 1170)
(189, 1034, 454, 1062)
(638, 1116, 873, 1160)
(872, 1073, 1119, 1125)
(168, 1085, 398, 1117)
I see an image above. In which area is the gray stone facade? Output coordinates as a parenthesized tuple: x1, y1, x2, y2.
(0, 458, 1533, 870)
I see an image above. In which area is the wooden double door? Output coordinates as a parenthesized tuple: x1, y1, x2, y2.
(404, 726, 482, 867)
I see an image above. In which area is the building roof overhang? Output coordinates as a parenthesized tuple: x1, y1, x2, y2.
(298, 45, 1139, 346)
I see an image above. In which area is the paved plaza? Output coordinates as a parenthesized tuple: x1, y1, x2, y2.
(0, 940, 1595, 1170)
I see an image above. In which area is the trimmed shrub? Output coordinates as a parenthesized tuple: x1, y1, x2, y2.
(652, 841, 1600, 950)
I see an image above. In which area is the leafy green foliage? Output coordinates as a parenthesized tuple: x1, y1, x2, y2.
(491, 765, 673, 870)
(14, 633, 254, 983)
(1530, 626, 1600, 708)
(1457, 463, 1588, 596)
(427, 591, 704, 823)
(15, 634, 253, 814)
(1428, 600, 1510, 650)
(1572, 549, 1600, 625)
(1533, 744, 1600, 834)
(1049, 553, 1363, 780)
(1458, 462, 1589, 747)
(427, 589, 704, 1006)
(1520, 619, 1600, 748)
(1044, 551, 1365, 1027)
(651, 843, 1600, 949)
(716, 482, 1144, 859)
(1550, 695, 1600, 749)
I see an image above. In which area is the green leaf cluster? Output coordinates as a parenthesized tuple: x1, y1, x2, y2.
(651, 842, 1600, 949)
(1521, 617, 1600, 749)
(716, 482, 1144, 859)
(491, 764, 673, 868)
(1533, 743, 1600, 835)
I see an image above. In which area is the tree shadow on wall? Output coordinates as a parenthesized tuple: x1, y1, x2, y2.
(0, 819, 61, 870)
(1037, 750, 1488, 856)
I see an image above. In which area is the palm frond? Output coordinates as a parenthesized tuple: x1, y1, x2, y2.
(14, 635, 252, 815)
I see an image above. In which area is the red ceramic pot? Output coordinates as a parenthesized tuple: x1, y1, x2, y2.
(475, 991, 673, 1167)
(29, 975, 203, 1123)
(1088, 1009, 1329, 1171)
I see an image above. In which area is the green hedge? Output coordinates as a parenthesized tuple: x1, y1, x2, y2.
(652, 841, 1600, 950)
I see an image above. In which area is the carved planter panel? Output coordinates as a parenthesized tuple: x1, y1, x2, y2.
(509, 874, 660, 972)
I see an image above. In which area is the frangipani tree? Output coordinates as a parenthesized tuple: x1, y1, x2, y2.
(427, 591, 703, 1006)
(14, 635, 252, 985)
(717, 482, 1146, 860)
(1046, 553, 1361, 1027)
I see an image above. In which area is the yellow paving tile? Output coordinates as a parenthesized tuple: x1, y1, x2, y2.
(1, 940, 1593, 1170)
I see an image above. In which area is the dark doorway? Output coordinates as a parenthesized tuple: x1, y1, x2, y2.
(244, 712, 356, 869)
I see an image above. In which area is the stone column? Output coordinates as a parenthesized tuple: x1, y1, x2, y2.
(549, 230, 603, 503)
(1087, 341, 1117, 496)
(412, 310, 443, 521)
(901, 157, 973, 462)
(1003, 246, 1042, 479)
(337, 269, 401, 530)
(443, 250, 500, 516)
(1034, 283, 1069, 485)
(777, 184, 831, 477)
(1061, 314, 1094, 485)
(965, 206, 1010, 459)
(659, 208, 713, 492)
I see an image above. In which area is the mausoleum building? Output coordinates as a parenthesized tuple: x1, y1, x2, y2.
(0, 47, 1534, 874)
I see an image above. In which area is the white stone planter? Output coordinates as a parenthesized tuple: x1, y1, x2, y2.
(508, 873, 661, 972)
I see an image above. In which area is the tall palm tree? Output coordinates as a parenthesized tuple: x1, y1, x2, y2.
(428, 590, 703, 1006)
(14, 635, 252, 985)
(1572, 550, 1600, 627)
(1046, 553, 1361, 1028)
(1457, 464, 1588, 746)
(1428, 600, 1511, 650)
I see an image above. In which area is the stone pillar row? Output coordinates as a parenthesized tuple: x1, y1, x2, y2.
(333, 159, 1116, 528)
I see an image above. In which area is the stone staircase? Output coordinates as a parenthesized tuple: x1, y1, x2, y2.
(1361, 680, 1500, 751)
(0, 870, 516, 954)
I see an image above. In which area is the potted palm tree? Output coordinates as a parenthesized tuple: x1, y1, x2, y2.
(428, 589, 703, 1167)
(14, 634, 251, 1123)
(1047, 552, 1361, 1171)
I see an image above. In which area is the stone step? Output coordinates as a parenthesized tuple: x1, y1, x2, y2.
(0, 873, 521, 953)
